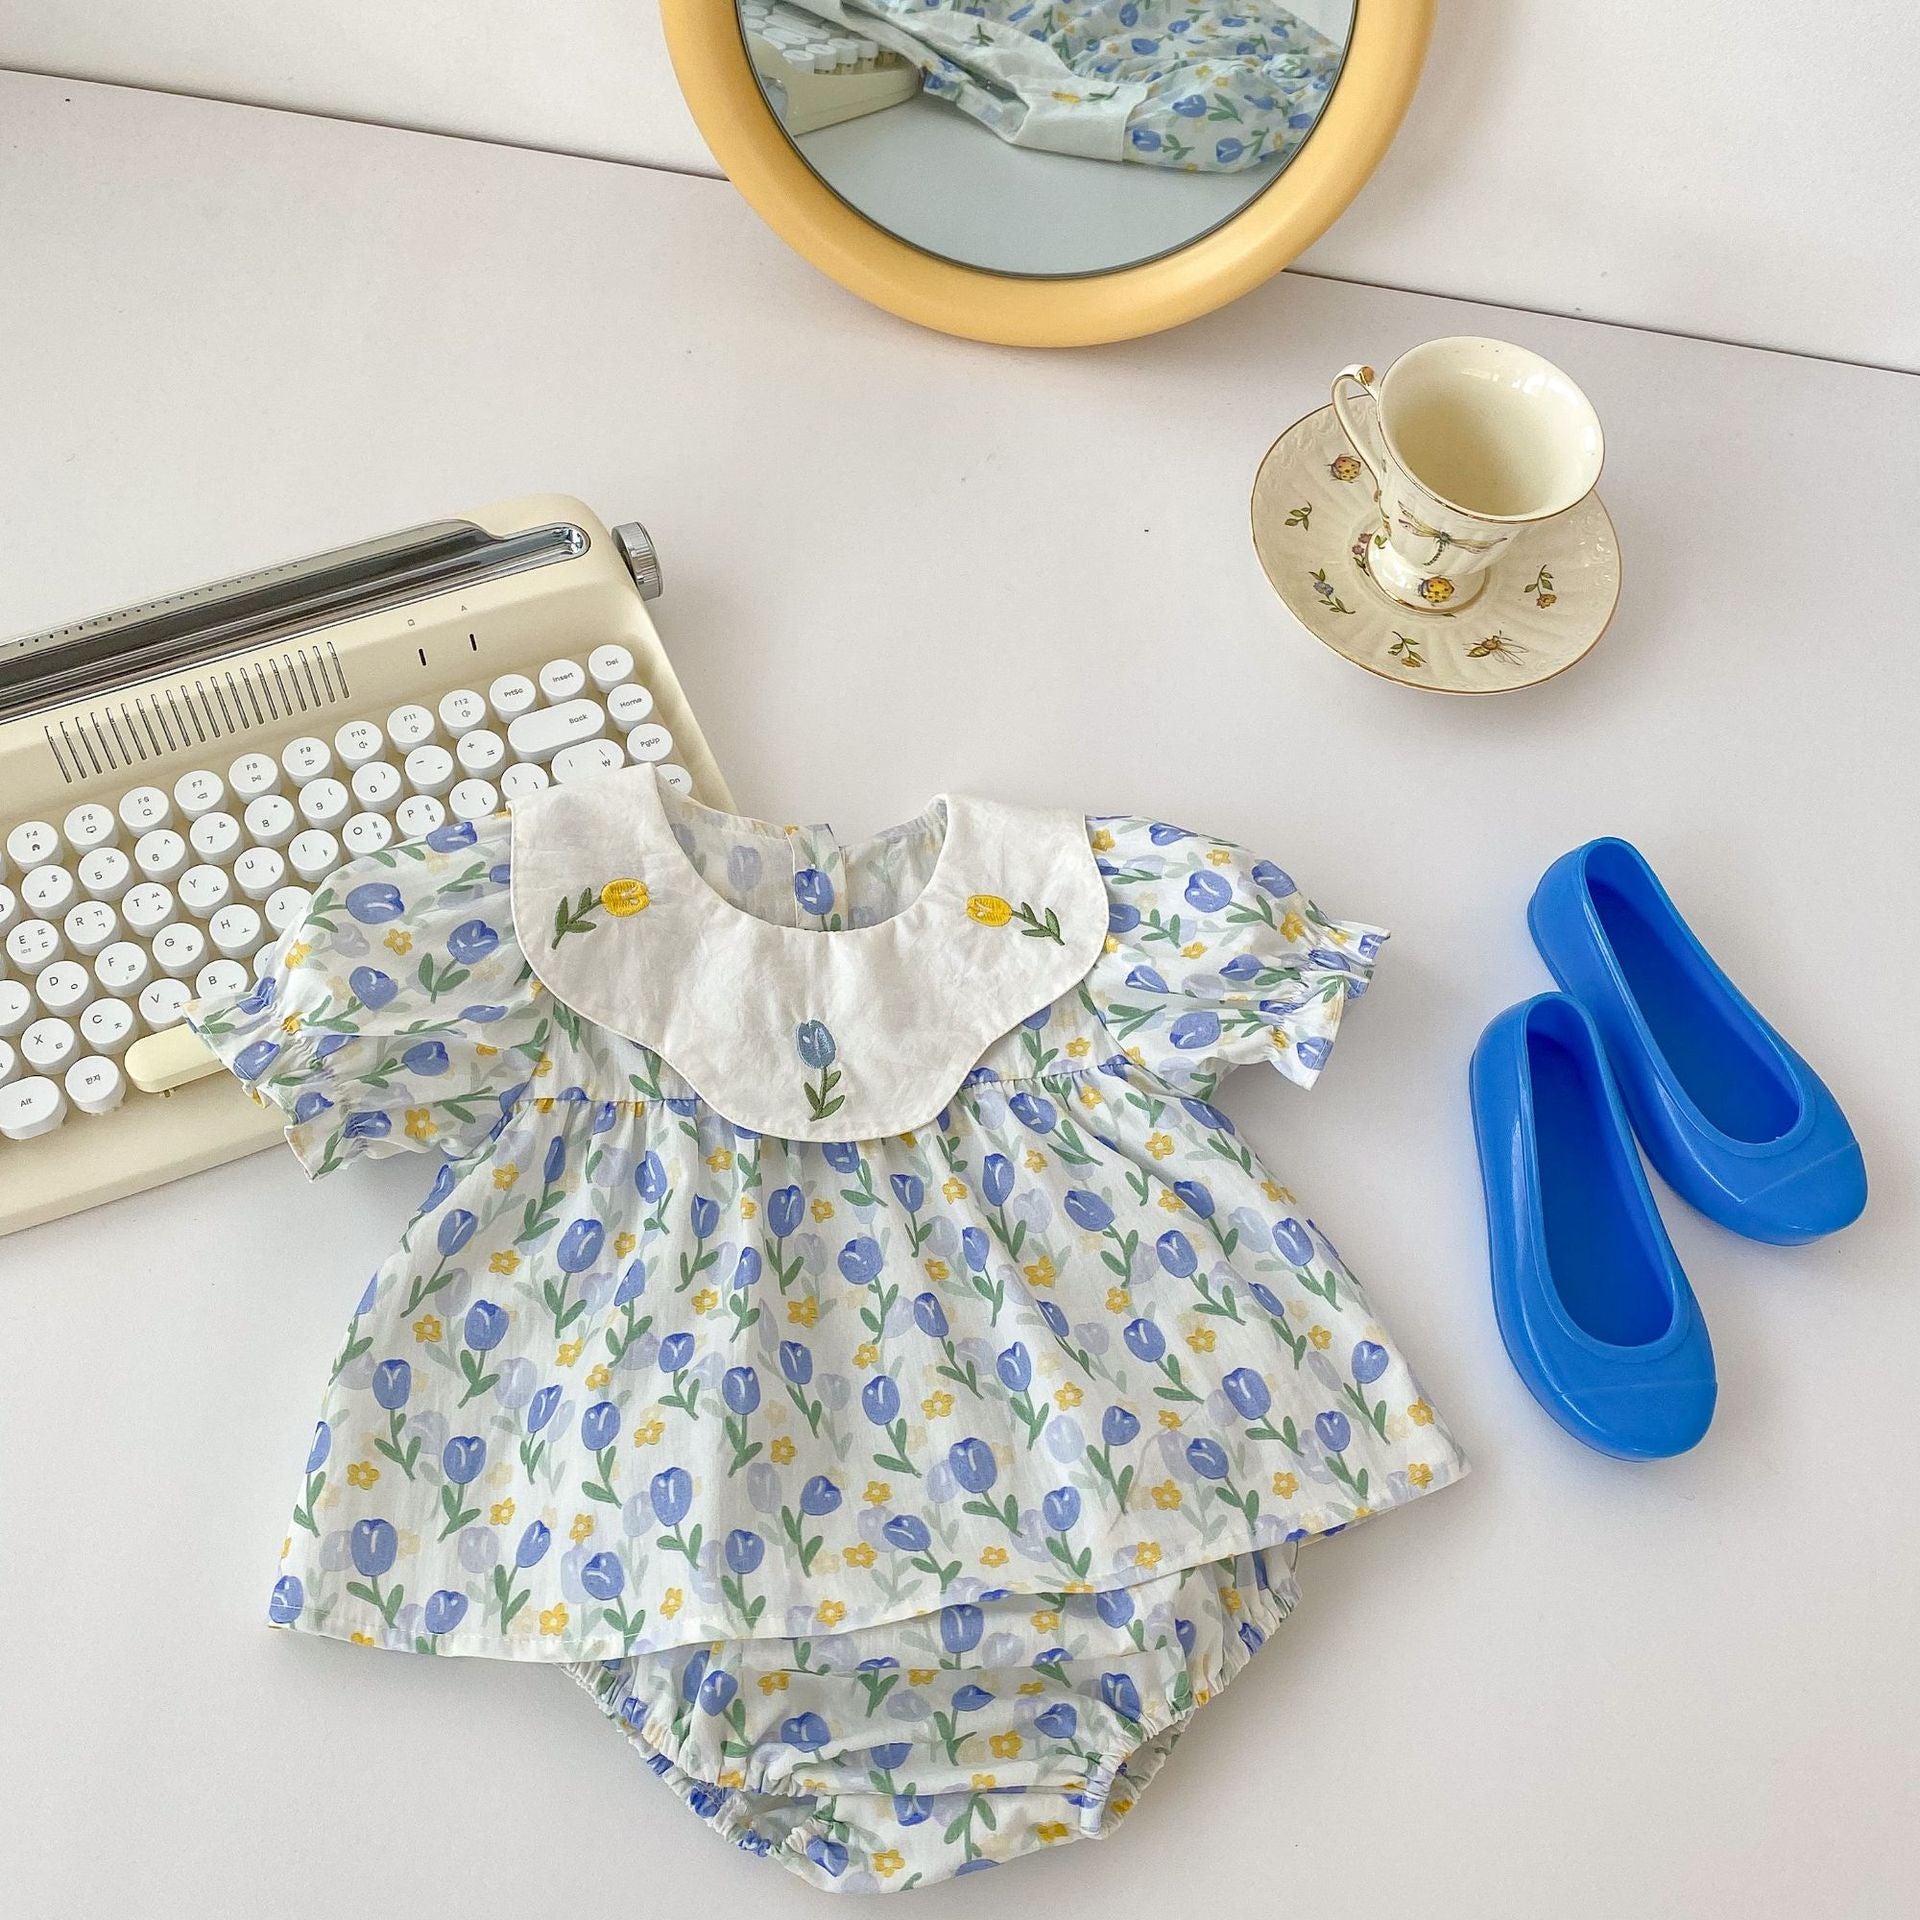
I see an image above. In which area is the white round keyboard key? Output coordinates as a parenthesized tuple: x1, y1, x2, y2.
(386, 702, 437, 750)
(499, 762, 551, 805)
(95, 942, 152, 996)
(0, 1074, 66, 1141)
(195, 958, 251, 1003)
(297, 777, 351, 830)
(228, 750, 281, 801)
(118, 785, 172, 834)
(605, 682, 655, 730)
(553, 740, 627, 785)
(333, 718, 386, 769)
(0, 884, 17, 935)
(0, 1038, 14, 1088)
(36, 959, 91, 1017)
(506, 697, 606, 763)
(351, 760, 404, 815)
(153, 921, 208, 978)
(438, 688, 488, 734)
(656, 764, 694, 796)
(140, 977, 193, 1029)
(7, 821, 58, 870)
(448, 778, 500, 823)
(62, 801, 119, 854)
(288, 830, 342, 883)
(243, 793, 297, 850)
(0, 980, 33, 1036)
(134, 828, 189, 884)
(79, 997, 136, 1056)
(63, 899, 119, 957)
(7, 918, 61, 971)
(22, 1016, 78, 1074)
(487, 673, 537, 722)
(209, 903, 264, 959)
(23, 863, 78, 918)
(341, 813, 393, 858)
(404, 744, 456, 797)
(625, 722, 674, 764)
(233, 847, 287, 902)
(122, 883, 177, 940)
(188, 811, 244, 867)
(537, 657, 586, 704)
(264, 885, 313, 935)
(281, 735, 332, 782)
(64, 1052, 125, 1116)
(588, 643, 635, 691)
(172, 768, 227, 819)
(77, 845, 133, 902)
(178, 864, 234, 919)
(253, 943, 279, 978)
(456, 729, 506, 777)
(395, 795, 446, 840)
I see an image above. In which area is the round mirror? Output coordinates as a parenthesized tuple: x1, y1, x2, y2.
(664, 1, 1430, 345)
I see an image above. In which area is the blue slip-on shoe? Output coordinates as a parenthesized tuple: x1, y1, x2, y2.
(1529, 837, 1866, 1245)
(1470, 993, 1717, 1460)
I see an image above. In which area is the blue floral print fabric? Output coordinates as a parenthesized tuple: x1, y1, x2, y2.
(191, 793, 1465, 1892)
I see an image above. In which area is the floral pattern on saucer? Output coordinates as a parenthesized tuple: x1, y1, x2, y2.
(1250, 405, 1621, 695)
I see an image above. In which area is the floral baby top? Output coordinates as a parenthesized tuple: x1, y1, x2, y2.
(192, 767, 1465, 1892)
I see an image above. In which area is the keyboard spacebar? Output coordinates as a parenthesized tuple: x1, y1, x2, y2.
(126, 1024, 221, 1093)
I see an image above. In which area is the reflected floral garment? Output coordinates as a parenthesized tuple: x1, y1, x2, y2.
(191, 793, 1465, 1891)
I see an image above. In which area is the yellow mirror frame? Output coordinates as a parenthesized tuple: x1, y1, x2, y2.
(662, 0, 1431, 348)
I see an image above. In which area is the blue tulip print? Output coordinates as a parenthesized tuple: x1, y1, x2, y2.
(1341, 1340, 1393, 1440)
(950, 1436, 1021, 1535)
(292, 1419, 331, 1536)
(861, 1371, 919, 1477)
(650, 1465, 701, 1566)
(489, 1519, 550, 1632)
(720, 1364, 763, 1475)
(719, 1526, 767, 1628)
(345, 1517, 403, 1627)
(1083, 1404, 1142, 1513)
(577, 1399, 622, 1504)
(268, 1574, 304, 1627)
(777, 1474, 842, 1579)
(457, 1299, 506, 1405)
(796, 1019, 844, 1121)
(419, 1588, 468, 1647)
(438, 1434, 487, 1536)
(1041, 1484, 1092, 1580)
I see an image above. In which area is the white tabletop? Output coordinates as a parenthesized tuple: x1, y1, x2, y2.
(1, 74, 1915, 1920)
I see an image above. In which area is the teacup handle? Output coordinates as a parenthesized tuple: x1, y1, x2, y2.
(1330, 363, 1389, 495)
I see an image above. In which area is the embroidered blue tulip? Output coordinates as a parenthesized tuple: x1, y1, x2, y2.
(952, 1685, 993, 1713)
(1223, 1367, 1272, 1420)
(1273, 1217, 1315, 1266)
(658, 1332, 694, 1374)
(940, 1603, 983, 1654)
(421, 1588, 468, 1635)
(516, 1519, 552, 1568)
(699, 1667, 739, 1716)
(1155, 1229, 1198, 1280)
(862, 1374, 901, 1425)
(1043, 1485, 1081, 1531)
(556, 1217, 605, 1273)
(1351, 1340, 1389, 1385)
(767, 1184, 804, 1238)
(580, 1400, 619, 1451)
(1173, 1178, 1215, 1218)
(348, 965, 397, 1010)
(305, 1421, 332, 1473)
(350, 1518, 397, 1578)
(1064, 1188, 1114, 1232)
(1296, 1036, 1331, 1072)
(650, 1467, 692, 1526)
(688, 1195, 720, 1239)
(800, 1475, 841, 1516)
(526, 1383, 561, 1433)
(982, 1152, 1015, 1207)
(795, 1020, 836, 1070)
(722, 1366, 760, 1416)
(463, 1300, 507, 1350)
(437, 1208, 478, 1258)
(232, 1039, 279, 1081)
(883, 1514, 932, 1552)
(889, 1172, 924, 1212)
(838, 1236, 883, 1284)
(782, 1711, 830, 1751)
(1316, 1409, 1352, 1453)
(1102, 1406, 1141, 1447)
(1169, 1010, 1222, 1052)
(1186, 1437, 1231, 1480)
(1035, 1701, 1078, 1739)
(793, 868, 835, 916)
(1097, 1586, 1135, 1627)
(345, 881, 404, 924)
(912, 1291, 948, 1338)
(1124, 1318, 1167, 1365)
(446, 918, 497, 965)
(1009, 1091, 1057, 1134)
(725, 1527, 765, 1575)
(962, 1226, 990, 1272)
(948, 1437, 997, 1494)
(268, 1574, 304, 1625)
(633, 1150, 666, 1203)
(443, 1435, 486, 1484)
(1101, 1671, 1144, 1720)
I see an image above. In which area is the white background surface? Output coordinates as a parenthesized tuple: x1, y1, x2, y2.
(2, 0, 1915, 365)
(2, 73, 1917, 1920)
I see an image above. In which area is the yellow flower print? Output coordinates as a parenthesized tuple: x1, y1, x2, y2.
(1066, 1036, 1092, 1059)
(968, 894, 1014, 927)
(1158, 1410, 1183, 1430)
(285, 940, 312, 966)
(1031, 1609, 1060, 1632)
(716, 1769, 745, 1790)
(1050, 87, 1081, 103)
(908, 1668, 938, 1686)
(347, 1460, 379, 1489)
(1273, 1471, 1299, 1498)
(863, 1480, 892, 1506)
(1186, 1326, 1217, 1354)
(1219, 1586, 1243, 1613)
(924, 1257, 950, 1282)
(1134, 1543, 1162, 1569)
(350, 1631, 376, 1647)
(1054, 1382, 1083, 1410)
(787, 1296, 818, 1326)
(384, 929, 413, 956)
(568, 1511, 593, 1541)
(1023, 1255, 1056, 1288)
(1035, 1822, 1071, 1844)
(557, 1339, 584, 1367)
(817, 1599, 846, 1628)
(706, 1146, 732, 1172)
(922, 1391, 954, 1419)
(853, 1342, 880, 1369)
(770, 1435, 797, 1464)
(474, 1043, 497, 1059)
(539, 1604, 569, 1636)
(412, 1313, 442, 1343)
(632, 1415, 666, 1447)
(613, 1230, 636, 1259)
(1158, 1191, 1185, 1213)
(941, 1177, 967, 1203)
(980, 1545, 1009, 1568)
(739, 1198, 756, 1220)
(1089, 827, 1115, 854)
(1409, 1400, 1434, 1427)
(279, 1013, 303, 1036)
(600, 878, 649, 917)
(1017, 1679, 1046, 1696)
(901, 1131, 917, 1147)
(691, 1287, 718, 1314)
(1106, 1287, 1132, 1315)
(1261, 1179, 1283, 1202)
(1281, 909, 1306, 941)
(493, 1163, 519, 1190)
(843, 1541, 876, 1568)
(990, 1731, 1023, 1759)
(492, 1499, 517, 1527)
(1180, 942, 1207, 960)
(810, 1198, 834, 1223)
(488, 1250, 519, 1276)
(1207, 847, 1233, 866)
(403, 1108, 437, 1142)
(1308, 1325, 1332, 1351)
(1146, 1131, 1174, 1160)
(970, 1773, 998, 1791)
(1078, 1085, 1102, 1107)
(1150, 1479, 1182, 1511)
(1408, 1461, 1433, 1487)
(585, 1363, 610, 1391)
(873, 1850, 905, 1879)
(1025, 1148, 1048, 1171)
(660, 1588, 682, 1618)
(759, 1670, 790, 1694)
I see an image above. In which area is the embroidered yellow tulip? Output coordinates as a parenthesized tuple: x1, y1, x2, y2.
(967, 893, 1013, 927)
(600, 877, 649, 917)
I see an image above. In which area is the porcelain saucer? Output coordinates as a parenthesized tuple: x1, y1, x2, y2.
(1250, 404, 1621, 694)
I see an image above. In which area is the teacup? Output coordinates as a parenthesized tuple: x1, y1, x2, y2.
(1330, 337, 1604, 611)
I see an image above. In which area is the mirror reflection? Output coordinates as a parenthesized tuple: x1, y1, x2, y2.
(740, 2, 1355, 277)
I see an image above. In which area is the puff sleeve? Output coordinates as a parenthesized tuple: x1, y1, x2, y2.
(188, 816, 546, 1177)
(1084, 814, 1384, 1096)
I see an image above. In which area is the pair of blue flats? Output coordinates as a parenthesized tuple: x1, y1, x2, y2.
(1471, 838, 1866, 1461)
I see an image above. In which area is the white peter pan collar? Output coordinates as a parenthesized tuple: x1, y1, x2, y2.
(508, 766, 1105, 1140)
